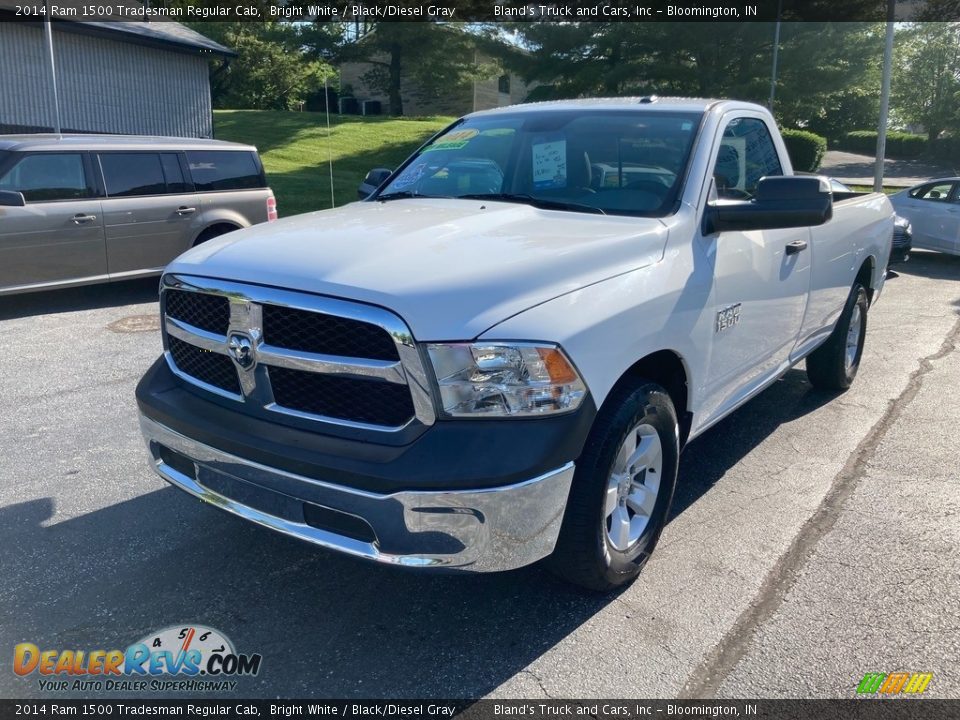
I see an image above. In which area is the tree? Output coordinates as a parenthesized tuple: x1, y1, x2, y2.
(184, 22, 336, 110)
(774, 23, 883, 139)
(502, 22, 883, 141)
(338, 21, 502, 116)
(892, 23, 960, 141)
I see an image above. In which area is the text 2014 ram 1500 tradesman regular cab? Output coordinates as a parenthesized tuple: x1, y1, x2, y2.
(137, 98, 893, 590)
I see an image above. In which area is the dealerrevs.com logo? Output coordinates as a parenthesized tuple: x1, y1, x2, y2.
(13, 625, 262, 693)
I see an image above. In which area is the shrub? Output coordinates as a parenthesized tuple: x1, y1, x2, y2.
(841, 130, 927, 159)
(782, 129, 827, 172)
(931, 136, 960, 165)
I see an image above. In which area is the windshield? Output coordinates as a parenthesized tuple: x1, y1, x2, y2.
(376, 109, 703, 217)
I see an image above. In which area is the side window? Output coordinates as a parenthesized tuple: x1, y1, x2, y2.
(100, 153, 166, 197)
(713, 117, 783, 200)
(160, 154, 190, 194)
(0, 153, 92, 202)
(186, 151, 264, 192)
(911, 182, 954, 202)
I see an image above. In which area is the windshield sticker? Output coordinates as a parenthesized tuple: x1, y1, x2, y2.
(423, 128, 479, 153)
(390, 160, 428, 189)
(533, 138, 567, 189)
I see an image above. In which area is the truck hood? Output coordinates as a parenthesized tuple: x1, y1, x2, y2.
(167, 199, 668, 340)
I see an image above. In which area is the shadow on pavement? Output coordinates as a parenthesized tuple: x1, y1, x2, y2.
(672, 368, 837, 519)
(0, 278, 159, 321)
(1, 366, 846, 700)
(895, 250, 960, 283)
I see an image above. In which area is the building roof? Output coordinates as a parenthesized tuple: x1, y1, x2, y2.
(0, 134, 255, 152)
(78, 19, 235, 57)
(0, 2, 235, 57)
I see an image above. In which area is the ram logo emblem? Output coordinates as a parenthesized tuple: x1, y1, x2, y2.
(227, 333, 256, 370)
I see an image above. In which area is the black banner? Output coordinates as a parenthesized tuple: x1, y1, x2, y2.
(2, 700, 960, 719)
(1, 0, 960, 23)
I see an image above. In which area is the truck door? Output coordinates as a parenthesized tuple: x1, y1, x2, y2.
(701, 116, 812, 423)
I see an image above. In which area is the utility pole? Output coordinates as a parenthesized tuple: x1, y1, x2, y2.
(768, 0, 782, 110)
(44, 0, 62, 135)
(874, 0, 896, 192)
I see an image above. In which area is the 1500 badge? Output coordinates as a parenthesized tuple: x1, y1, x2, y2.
(716, 303, 742, 332)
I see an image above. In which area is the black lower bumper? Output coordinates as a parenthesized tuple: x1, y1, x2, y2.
(136, 357, 596, 494)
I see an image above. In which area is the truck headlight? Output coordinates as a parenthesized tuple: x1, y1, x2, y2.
(426, 342, 587, 417)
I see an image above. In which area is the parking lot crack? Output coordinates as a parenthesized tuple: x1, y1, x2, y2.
(520, 667, 555, 699)
(677, 315, 960, 698)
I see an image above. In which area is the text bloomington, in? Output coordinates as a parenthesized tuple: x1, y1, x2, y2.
(494, 4, 756, 18)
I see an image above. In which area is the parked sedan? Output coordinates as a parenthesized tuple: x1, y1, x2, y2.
(827, 178, 911, 264)
(889, 178, 960, 257)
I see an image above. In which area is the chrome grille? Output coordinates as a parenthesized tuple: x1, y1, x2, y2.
(165, 289, 230, 335)
(268, 367, 415, 426)
(262, 304, 399, 361)
(168, 336, 241, 395)
(160, 275, 435, 432)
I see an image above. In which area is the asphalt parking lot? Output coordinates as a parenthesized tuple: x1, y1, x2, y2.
(1, 251, 958, 700)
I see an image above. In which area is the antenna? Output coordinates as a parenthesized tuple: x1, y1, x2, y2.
(325, 74, 335, 209)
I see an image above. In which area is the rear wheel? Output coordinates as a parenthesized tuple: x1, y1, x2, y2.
(548, 381, 679, 592)
(193, 224, 238, 246)
(806, 283, 868, 391)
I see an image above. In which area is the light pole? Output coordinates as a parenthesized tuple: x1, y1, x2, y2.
(768, 0, 782, 110)
(44, 0, 62, 135)
(874, 0, 896, 192)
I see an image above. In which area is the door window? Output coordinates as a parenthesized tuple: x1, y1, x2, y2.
(909, 182, 956, 202)
(0, 153, 92, 202)
(160, 154, 190, 194)
(100, 153, 167, 197)
(713, 118, 783, 200)
(185, 151, 264, 191)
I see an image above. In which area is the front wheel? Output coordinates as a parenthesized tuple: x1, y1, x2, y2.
(806, 283, 868, 391)
(547, 381, 679, 592)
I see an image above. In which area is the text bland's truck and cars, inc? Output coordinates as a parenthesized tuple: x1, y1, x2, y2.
(136, 98, 892, 591)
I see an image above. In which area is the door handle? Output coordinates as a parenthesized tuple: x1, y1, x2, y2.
(177, 207, 197, 216)
(785, 239, 808, 255)
(72, 214, 96, 224)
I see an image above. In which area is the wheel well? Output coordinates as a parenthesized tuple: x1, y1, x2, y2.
(194, 223, 240, 246)
(856, 257, 876, 305)
(616, 350, 692, 448)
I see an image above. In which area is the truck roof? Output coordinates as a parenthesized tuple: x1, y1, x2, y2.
(0, 134, 258, 153)
(467, 97, 767, 118)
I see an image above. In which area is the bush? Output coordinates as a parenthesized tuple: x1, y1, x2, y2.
(931, 136, 960, 165)
(842, 130, 877, 155)
(782, 129, 827, 172)
(841, 130, 927, 159)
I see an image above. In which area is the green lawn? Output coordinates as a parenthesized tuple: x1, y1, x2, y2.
(213, 110, 454, 217)
(849, 185, 903, 195)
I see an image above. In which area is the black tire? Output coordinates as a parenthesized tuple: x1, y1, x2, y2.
(194, 225, 238, 246)
(806, 283, 868, 391)
(547, 381, 679, 592)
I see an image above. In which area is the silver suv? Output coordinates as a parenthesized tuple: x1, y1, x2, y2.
(0, 134, 276, 295)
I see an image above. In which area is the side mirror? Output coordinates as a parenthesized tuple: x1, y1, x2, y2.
(0, 190, 26, 207)
(704, 176, 832, 234)
(357, 168, 393, 200)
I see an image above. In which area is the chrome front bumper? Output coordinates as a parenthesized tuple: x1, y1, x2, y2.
(140, 415, 575, 572)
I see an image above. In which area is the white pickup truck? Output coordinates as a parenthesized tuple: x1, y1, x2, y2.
(137, 98, 893, 590)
